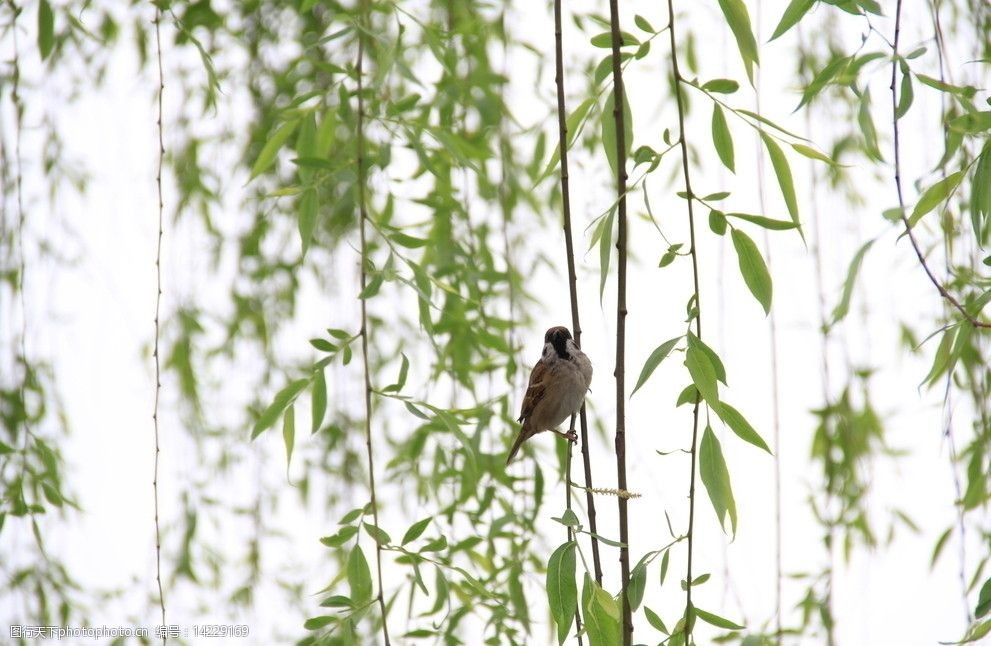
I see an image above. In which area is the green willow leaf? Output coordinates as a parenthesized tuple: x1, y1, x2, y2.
(628, 557, 648, 612)
(770, 0, 815, 41)
(537, 98, 596, 185)
(976, 578, 991, 618)
(250, 119, 299, 179)
(731, 229, 773, 314)
(896, 59, 914, 119)
(711, 104, 735, 172)
(685, 341, 720, 405)
(590, 31, 639, 48)
(791, 142, 838, 165)
(282, 405, 295, 477)
(632, 337, 682, 394)
(909, 170, 964, 228)
(759, 132, 799, 229)
(547, 541, 578, 644)
(702, 78, 740, 94)
(726, 212, 798, 230)
(930, 526, 953, 569)
(253, 377, 311, 439)
(38, 0, 55, 60)
(714, 402, 771, 453)
(922, 326, 957, 388)
(602, 91, 634, 177)
(798, 56, 851, 109)
(347, 545, 373, 604)
(634, 14, 656, 32)
(363, 522, 391, 546)
(699, 426, 737, 535)
(298, 188, 318, 255)
(858, 90, 884, 161)
(693, 605, 745, 630)
(401, 517, 431, 545)
(599, 210, 615, 301)
(582, 575, 621, 646)
(972, 145, 991, 245)
(830, 239, 874, 327)
(311, 368, 327, 434)
(303, 616, 335, 630)
(716, 0, 760, 82)
(687, 331, 726, 383)
(709, 209, 728, 235)
(949, 111, 991, 134)
(645, 606, 669, 634)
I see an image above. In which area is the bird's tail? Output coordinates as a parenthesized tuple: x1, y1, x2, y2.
(505, 421, 532, 465)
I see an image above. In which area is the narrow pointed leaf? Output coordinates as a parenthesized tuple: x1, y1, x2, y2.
(699, 426, 737, 535)
(633, 337, 682, 394)
(731, 228, 773, 314)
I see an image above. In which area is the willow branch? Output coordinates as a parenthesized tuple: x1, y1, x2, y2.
(606, 0, 631, 643)
(554, 0, 602, 590)
(152, 5, 167, 641)
(753, 3, 782, 641)
(890, 0, 991, 330)
(355, 8, 391, 645)
(665, 1, 703, 641)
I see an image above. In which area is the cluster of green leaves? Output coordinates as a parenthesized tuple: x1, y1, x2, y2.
(236, 1, 560, 643)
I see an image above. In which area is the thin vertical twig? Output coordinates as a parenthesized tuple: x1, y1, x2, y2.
(796, 22, 837, 643)
(753, 3, 783, 641)
(665, 1, 703, 641)
(553, 0, 602, 589)
(606, 0, 632, 643)
(152, 6, 167, 641)
(554, 1, 589, 640)
(355, 6, 391, 644)
(929, 0, 972, 622)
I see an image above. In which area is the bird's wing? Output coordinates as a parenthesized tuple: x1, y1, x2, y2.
(517, 359, 549, 422)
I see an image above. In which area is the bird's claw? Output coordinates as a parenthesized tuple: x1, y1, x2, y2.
(565, 430, 578, 443)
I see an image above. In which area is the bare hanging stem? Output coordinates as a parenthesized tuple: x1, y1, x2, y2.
(554, 0, 603, 589)
(665, 1, 703, 641)
(753, 2, 782, 641)
(355, 7, 391, 645)
(152, 5, 167, 641)
(795, 22, 837, 642)
(606, 0, 631, 642)
(889, 0, 991, 330)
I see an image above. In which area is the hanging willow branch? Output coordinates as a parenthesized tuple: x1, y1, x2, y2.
(606, 0, 632, 643)
(889, 0, 991, 330)
(355, 6, 391, 644)
(753, 3, 783, 641)
(665, 1, 703, 642)
(553, 0, 602, 590)
(152, 5, 167, 642)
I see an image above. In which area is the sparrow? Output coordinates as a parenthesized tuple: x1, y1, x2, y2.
(506, 326, 593, 464)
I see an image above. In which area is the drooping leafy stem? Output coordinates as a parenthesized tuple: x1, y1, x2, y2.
(354, 5, 391, 643)
(553, 0, 602, 590)
(889, 1, 991, 330)
(152, 3, 167, 641)
(606, 0, 631, 642)
(665, 0, 703, 641)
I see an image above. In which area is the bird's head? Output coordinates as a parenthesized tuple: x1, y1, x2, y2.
(544, 326, 573, 358)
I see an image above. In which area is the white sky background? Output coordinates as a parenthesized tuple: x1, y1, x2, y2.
(2, 0, 988, 644)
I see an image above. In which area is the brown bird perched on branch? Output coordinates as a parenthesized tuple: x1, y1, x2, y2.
(506, 326, 593, 464)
